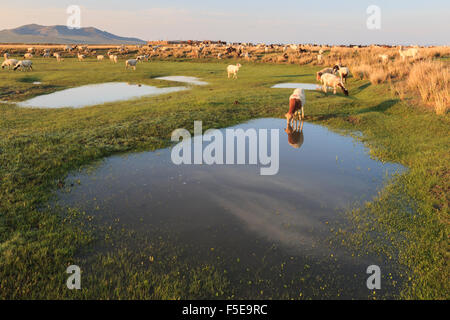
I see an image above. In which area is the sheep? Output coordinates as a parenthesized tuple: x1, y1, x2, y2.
(1, 59, 18, 70)
(97, 55, 104, 61)
(77, 53, 86, 61)
(378, 54, 389, 63)
(125, 59, 138, 70)
(24, 53, 33, 59)
(227, 63, 242, 79)
(398, 46, 419, 61)
(316, 67, 334, 81)
(13, 60, 33, 71)
(320, 73, 348, 96)
(333, 65, 350, 83)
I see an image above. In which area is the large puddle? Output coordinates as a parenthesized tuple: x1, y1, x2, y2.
(57, 118, 404, 298)
(17, 76, 208, 109)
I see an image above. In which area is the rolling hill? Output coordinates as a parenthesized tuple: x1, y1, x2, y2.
(0, 24, 146, 44)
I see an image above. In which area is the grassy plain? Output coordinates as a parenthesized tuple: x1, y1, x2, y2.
(0, 57, 448, 299)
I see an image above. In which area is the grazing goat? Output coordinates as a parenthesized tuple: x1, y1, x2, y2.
(125, 59, 138, 70)
(316, 67, 334, 81)
(1, 59, 18, 70)
(333, 65, 350, 83)
(227, 63, 242, 79)
(13, 60, 33, 71)
(398, 46, 419, 61)
(285, 88, 306, 129)
(320, 73, 348, 96)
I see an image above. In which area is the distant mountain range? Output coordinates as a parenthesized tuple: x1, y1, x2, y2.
(0, 24, 146, 44)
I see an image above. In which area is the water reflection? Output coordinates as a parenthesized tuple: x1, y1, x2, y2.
(285, 121, 304, 149)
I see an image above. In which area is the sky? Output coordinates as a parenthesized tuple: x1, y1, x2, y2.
(0, 0, 449, 45)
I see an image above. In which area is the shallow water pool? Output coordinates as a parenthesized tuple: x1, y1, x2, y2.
(18, 82, 187, 109)
(57, 118, 404, 298)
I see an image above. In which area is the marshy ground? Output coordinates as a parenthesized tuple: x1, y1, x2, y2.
(0, 57, 448, 299)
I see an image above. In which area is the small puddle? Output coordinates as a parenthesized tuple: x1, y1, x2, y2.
(155, 76, 208, 85)
(272, 83, 321, 90)
(57, 118, 404, 298)
(17, 82, 187, 109)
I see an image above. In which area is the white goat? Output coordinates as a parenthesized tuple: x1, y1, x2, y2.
(77, 54, 86, 61)
(316, 67, 334, 81)
(1, 59, 18, 70)
(398, 46, 419, 61)
(320, 73, 348, 96)
(3, 52, 9, 60)
(227, 63, 242, 79)
(13, 60, 33, 71)
(125, 59, 138, 70)
(97, 55, 104, 61)
(333, 65, 350, 83)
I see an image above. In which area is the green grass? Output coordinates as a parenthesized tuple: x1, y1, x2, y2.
(0, 57, 448, 299)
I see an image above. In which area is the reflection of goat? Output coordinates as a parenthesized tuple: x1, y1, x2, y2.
(285, 122, 304, 149)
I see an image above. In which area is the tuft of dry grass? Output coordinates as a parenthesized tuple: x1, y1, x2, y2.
(406, 61, 449, 114)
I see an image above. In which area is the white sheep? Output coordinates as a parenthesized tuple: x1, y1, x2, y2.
(24, 53, 33, 59)
(320, 73, 348, 96)
(1, 59, 18, 70)
(97, 55, 104, 61)
(13, 60, 33, 71)
(333, 65, 350, 83)
(77, 53, 86, 61)
(398, 46, 419, 61)
(125, 59, 138, 70)
(227, 63, 242, 79)
(316, 67, 334, 81)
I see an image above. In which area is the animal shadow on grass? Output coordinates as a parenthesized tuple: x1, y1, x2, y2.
(17, 76, 41, 83)
(357, 99, 400, 114)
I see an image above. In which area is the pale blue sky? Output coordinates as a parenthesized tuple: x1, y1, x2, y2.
(1, 0, 448, 45)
